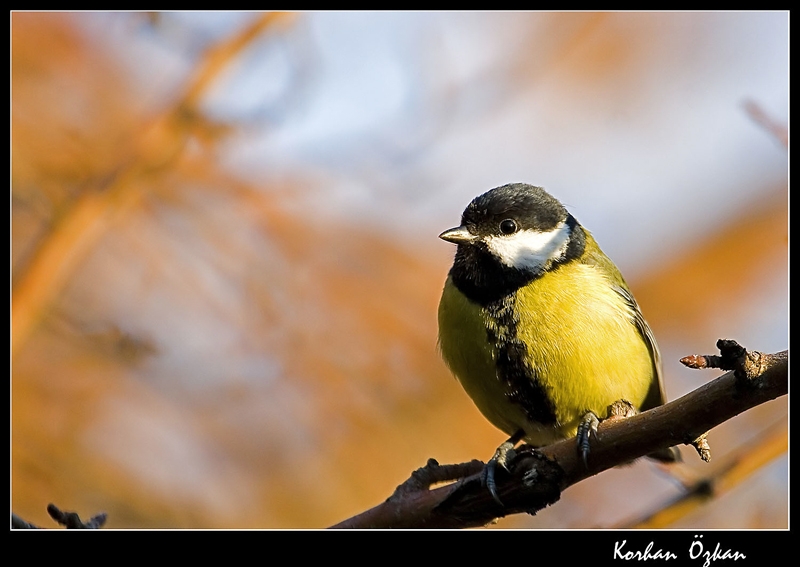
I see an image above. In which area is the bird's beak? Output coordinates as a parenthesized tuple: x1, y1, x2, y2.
(439, 226, 476, 244)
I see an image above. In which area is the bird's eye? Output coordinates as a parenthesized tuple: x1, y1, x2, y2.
(499, 219, 518, 235)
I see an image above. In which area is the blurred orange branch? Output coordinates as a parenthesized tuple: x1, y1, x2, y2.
(620, 418, 787, 528)
(183, 12, 293, 109)
(11, 12, 292, 357)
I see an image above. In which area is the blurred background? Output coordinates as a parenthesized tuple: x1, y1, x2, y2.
(11, 11, 787, 529)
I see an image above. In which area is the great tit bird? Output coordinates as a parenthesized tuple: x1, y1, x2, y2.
(437, 183, 678, 501)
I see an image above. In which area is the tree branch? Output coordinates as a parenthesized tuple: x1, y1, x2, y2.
(330, 341, 787, 529)
(12, 504, 107, 529)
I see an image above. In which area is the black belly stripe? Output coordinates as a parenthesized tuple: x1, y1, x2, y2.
(485, 295, 557, 425)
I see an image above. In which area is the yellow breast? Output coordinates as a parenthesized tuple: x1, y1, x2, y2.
(437, 263, 656, 447)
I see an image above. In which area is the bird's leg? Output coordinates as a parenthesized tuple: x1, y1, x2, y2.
(577, 400, 637, 466)
(577, 412, 599, 467)
(482, 429, 525, 506)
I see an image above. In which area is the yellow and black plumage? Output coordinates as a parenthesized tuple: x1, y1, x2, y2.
(437, 183, 677, 500)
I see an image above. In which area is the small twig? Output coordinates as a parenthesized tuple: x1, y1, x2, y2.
(12, 504, 108, 529)
(47, 503, 108, 529)
(681, 338, 774, 381)
(390, 458, 484, 497)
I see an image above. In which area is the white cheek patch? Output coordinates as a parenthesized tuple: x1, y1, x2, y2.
(485, 222, 571, 271)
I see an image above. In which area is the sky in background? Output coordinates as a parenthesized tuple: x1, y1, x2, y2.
(79, 12, 787, 269)
(114, 10, 789, 355)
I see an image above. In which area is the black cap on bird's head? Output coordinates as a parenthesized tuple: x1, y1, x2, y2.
(440, 184, 570, 245)
(440, 183, 586, 304)
(467, 184, 568, 233)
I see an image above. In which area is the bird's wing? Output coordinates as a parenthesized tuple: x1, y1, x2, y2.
(612, 283, 666, 410)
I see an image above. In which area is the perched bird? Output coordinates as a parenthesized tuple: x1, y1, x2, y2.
(437, 183, 678, 502)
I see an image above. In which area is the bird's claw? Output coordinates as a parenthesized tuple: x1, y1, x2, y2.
(482, 430, 525, 506)
(577, 411, 600, 467)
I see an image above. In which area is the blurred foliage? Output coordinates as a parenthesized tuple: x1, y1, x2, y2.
(12, 12, 480, 529)
(11, 12, 786, 529)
